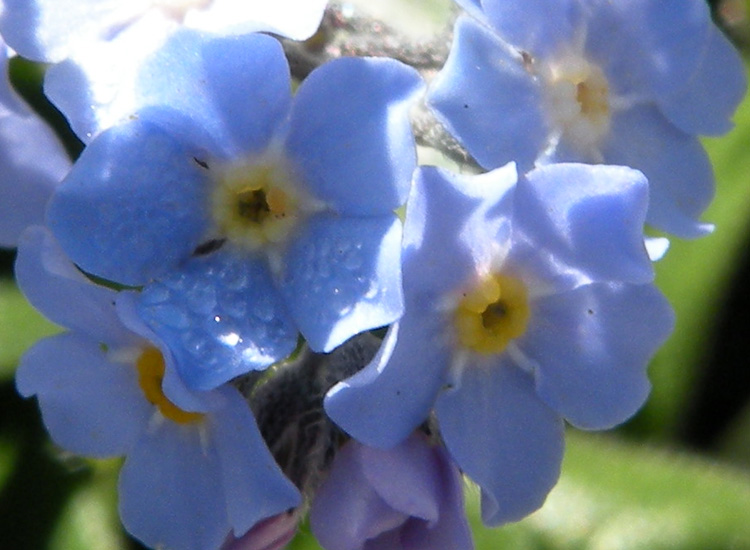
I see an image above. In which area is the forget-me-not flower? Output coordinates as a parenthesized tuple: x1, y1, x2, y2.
(326, 163, 674, 524)
(15, 226, 301, 550)
(0, 37, 70, 247)
(47, 30, 422, 390)
(428, 0, 747, 237)
(0, 0, 328, 141)
(309, 433, 473, 550)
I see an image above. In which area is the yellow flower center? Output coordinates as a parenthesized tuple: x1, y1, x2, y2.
(454, 273, 530, 355)
(210, 156, 303, 251)
(136, 347, 204, 424)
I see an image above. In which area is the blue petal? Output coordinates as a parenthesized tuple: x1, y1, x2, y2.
(42, 24, 171, 143)
(406, 166, 516, 295)
(510, 164, 653, 286)
(310, 441, 408, 550)
(360, 435, 441, 523)
(47, 117, 210, 286)
(135, 30, 291, 156)
(427, 16, 548, 172)
(279, 214, 404, 353)
(191, 0, 328, 41)
(585, 0, 711, 104)
(115, 292, 217, 414)
(285, 57, 422, 215)
(435, 360, 564, 525)
(453, 0, 486, 22)
(325, 313, 449, 449)
(628, 0, 712, 103)
(43, 58, 104, 143)
(15, 227, 136, 346)
(524, 282, 675, 429)
(17, 332, 150, 457)
(399, 443, 473, 550)
(0, 54, 70, 246)
(481, 0, 581, 56)
(119, 420, 229, 550)
(137, 250, 298, 391)
(657, 24, 747, 137)
(601, 104, 715, 238)
(211, 387, 301, 536)
(0, 0, 143, 62)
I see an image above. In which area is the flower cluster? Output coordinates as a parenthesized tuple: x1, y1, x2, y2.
(0, 1, 745, 550)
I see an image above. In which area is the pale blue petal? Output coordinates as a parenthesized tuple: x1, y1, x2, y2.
(624, 0, 712, 103)
(481, 0, 581, 56)
(453, 0, 486, 22)
(119, 421, 229, 550)
(360, 435, 441, 523)
(436, 361, 564, 525)
(310, 441, 408, 550)
(316, 435, 472, 550)
(115, 292, 217, 414)
(399, 443, 473, 550)
(582, 10, 649, 99)
(4, 2, 320, 142)
(510, 164, 653, 286)
(427, 16, 547, 172)
(15, 227, 136, 346)
(0, 54, 70, 246)
(402, 167, 481, 295)
(585, 0, 711, 103)
(47, 118, 210, 286)
(43, 58, 99, 142)
(285, 57, 422, 215)
(211, 386, 300, 536)
(406, 166, 515, 294)
(190, 0, 327, 41)
(135, 31, 291, 156)
(657, 25, 747, 137)
(0, 0, 145, 62)
(601, 105, 715, 238)
(43, 30, 169, 144)
(524, 282, 675, 429)
(17, 333, 150, 457)
(137, 250, 298, 391)
(325, 313, 448, 449)
(279, 214, 404, 353)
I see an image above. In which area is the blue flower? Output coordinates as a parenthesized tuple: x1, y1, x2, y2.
(427, 0, 747, 237)
(0, 0, 328, 140)
(309, 433, 472, 550)
(15, 226, 301, 550)
(0, 38, 70, 247)
(47, 30, 421, 390)
(325, 163, 675, 524)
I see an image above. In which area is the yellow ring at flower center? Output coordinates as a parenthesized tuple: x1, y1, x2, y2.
(136, 347, 204, 424)
(454, 273, 530, 355)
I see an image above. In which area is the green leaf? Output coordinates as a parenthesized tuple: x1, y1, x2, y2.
(0, 279, 60, 381)
(48, 461, 128, 550)
(468, 431, 750, 550)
